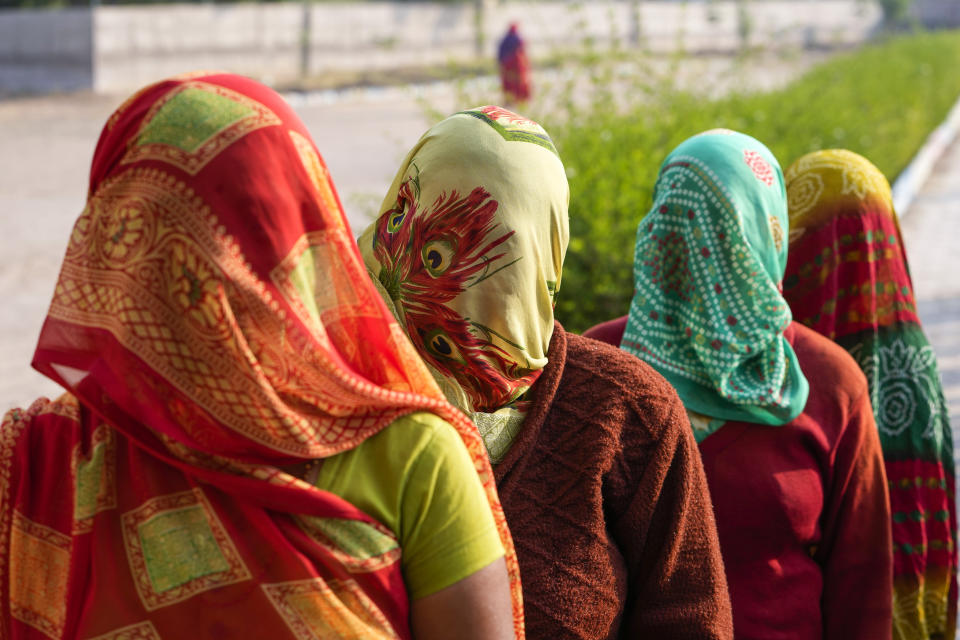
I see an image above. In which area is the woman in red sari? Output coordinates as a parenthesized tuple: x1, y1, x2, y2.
(585, 131, 893, 639)
(497, 23, 532, 104)
(781, 149, 957, 640)
(0, 73, 521, 639)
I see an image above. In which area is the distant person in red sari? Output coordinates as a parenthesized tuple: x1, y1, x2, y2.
(781, 149, 957, 640)
(0, 73, 522, 639)
(585, 130, 893, 639)
(498, 23, 532, 104)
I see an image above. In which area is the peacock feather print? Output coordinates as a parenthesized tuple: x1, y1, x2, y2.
(371, 176, 538, 411)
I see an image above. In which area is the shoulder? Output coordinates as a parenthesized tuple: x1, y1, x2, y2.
(318, 411, 476, 535)
(564, 331, 686, 409)
(0, 394, 84, 520)
(786, 323, 874, 449)
(2, 394, 82, 444)
(557, 331, 689, 445)
(357, 411, 464, 466)
(381, 410, 453, 439)
(789, 322, 869, 406)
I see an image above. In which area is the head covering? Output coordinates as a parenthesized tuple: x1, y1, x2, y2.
(359, 106, 569, 462)
(783, 148, 916, 337)
(621, 130, 809, 438)
(9, 74, 523, 638)
(782, 149, 956, 639)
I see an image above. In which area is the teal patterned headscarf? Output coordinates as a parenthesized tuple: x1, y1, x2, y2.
(621, 130, 809, 437)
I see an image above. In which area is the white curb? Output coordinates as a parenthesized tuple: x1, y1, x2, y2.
(892, 91, 960, 216)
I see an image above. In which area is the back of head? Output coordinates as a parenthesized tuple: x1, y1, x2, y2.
(34, 72, 455, 464)
(620, 129, 808, 429)
(782, 149, 917, 340)
(359, 106, 569, 414)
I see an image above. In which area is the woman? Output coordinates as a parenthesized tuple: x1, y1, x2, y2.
(358, 105, 733, 639)
(584, 130, 893, 639)
(497, 24, 532, 104)
(781, 149, 957, 640)
(1, 73, 521, 639)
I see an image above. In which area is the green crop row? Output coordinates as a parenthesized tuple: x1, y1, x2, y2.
(550, 30, 960, 333)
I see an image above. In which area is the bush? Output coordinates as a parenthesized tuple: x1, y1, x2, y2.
(551, 30, 960, 333)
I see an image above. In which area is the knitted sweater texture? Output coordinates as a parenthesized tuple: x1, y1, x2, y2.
(495, 324, 733, 640)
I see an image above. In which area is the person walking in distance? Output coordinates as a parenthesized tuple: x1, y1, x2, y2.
(498, 23, 532, 105)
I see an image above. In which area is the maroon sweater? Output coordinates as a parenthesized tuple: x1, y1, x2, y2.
(497, 324, 733, 640)
(584, 317, 893, 640)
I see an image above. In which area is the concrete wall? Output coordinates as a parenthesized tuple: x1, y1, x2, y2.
(94, 4, 304, 91)
(494, 1, 880, 54)
(0, 0, 882, 95)
(306, 3, 477, 75)
(304, 1, 882, 75)
(0, 7, 92, 93)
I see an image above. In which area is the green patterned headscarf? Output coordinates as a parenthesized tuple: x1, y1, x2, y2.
(621, 130, 809, 436)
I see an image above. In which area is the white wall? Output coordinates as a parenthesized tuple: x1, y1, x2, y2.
(306, 3, 476, 75)
(0, 7, 93, 93)
(0, 0, 883, 95)
(93, 4, 304, 91)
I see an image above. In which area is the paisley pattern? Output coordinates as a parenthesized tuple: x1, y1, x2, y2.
(783, 149, 956, 640)
(621, 130, 808, 431)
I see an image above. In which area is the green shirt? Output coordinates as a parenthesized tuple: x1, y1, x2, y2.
(315, 411, 504, 600)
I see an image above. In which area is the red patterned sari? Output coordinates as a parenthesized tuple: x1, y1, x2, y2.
(782, 149, 956, 640)
(0, 73, 523, 639)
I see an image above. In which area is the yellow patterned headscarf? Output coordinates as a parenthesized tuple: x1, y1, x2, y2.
(359, 107, 569, 460)
(784, 148, 897, 247)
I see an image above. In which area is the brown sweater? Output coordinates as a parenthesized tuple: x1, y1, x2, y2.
(496, 324, 733, 640)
